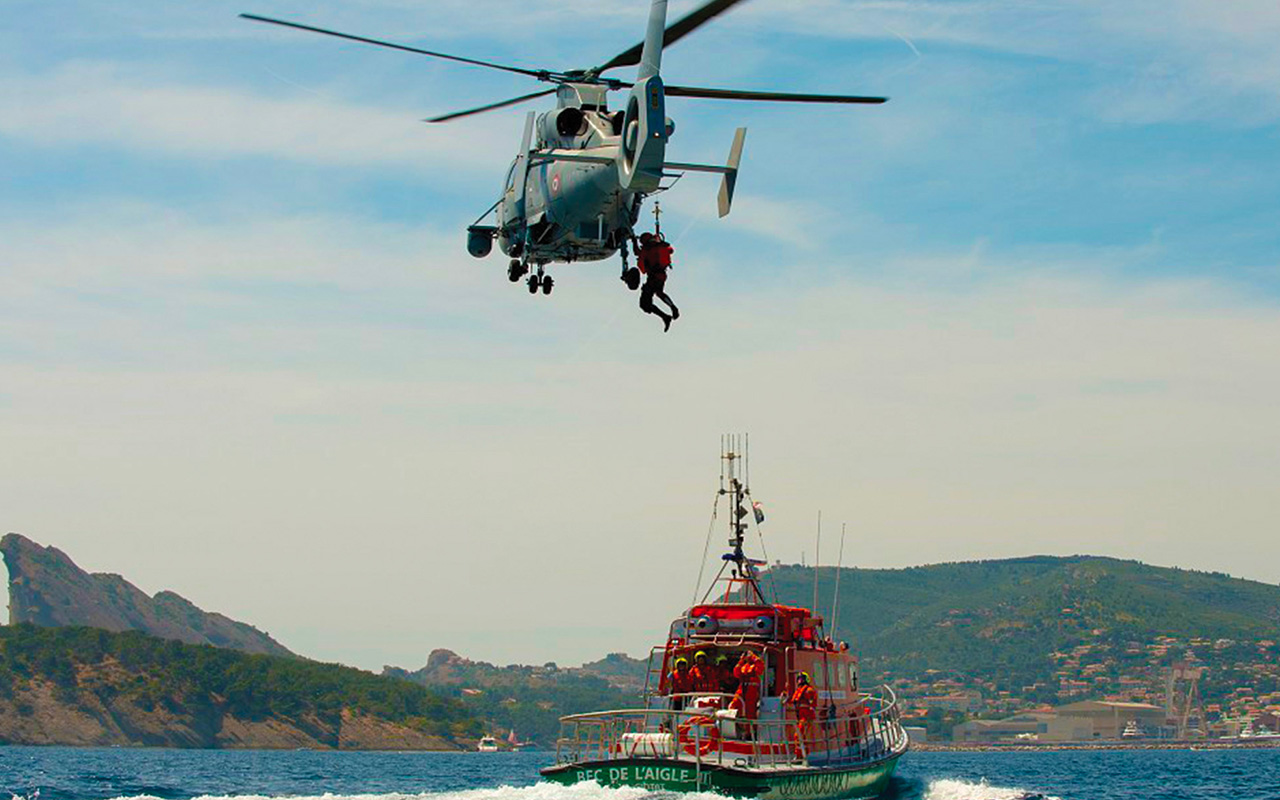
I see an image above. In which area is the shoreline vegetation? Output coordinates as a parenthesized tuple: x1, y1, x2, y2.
(0, 624, 479, 750)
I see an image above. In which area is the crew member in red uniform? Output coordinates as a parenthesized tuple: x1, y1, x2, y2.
(729, 650, 765, 719)
(633, 232, 679, 332)
(715, 654, 737, 694)
(786, 672, 819, 755)
(669, 657, 694, 711)
(691, 650, 719, 694)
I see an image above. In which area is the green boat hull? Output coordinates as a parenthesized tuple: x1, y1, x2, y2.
(541, 755, 901, 799)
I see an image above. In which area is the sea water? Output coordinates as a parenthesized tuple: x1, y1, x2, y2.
(1, 747, 1278, 800)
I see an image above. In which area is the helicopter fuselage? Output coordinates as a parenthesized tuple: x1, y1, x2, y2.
(494, 85, 646, 266)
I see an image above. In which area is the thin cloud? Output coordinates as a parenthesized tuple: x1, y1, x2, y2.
(0, 62, 512, 171)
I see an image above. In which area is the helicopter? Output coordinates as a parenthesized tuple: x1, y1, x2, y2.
(242, 0, 886, 296)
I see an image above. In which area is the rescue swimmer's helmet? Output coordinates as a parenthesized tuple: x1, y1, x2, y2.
(715, 654, 729, 666)
(639, 232, 655, 244)
(694, 650, 709, 662)
(798, 672, 811, 685)
(675, 657, 689, 668)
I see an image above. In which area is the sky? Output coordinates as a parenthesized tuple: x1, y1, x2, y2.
(2, 0, 1279, 672)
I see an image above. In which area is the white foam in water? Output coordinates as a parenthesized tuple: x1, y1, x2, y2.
(924, 778, 1060, 800)
(69, 783, 730, 800)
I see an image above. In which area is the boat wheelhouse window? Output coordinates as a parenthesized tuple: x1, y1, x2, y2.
(848, 664, 858, 691)
(834, 662, 845, 689)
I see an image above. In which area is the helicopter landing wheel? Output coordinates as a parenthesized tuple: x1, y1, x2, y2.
(541, 275, 554, 295)
(508, 259, 526, 283)
(527, 273, 541, 294)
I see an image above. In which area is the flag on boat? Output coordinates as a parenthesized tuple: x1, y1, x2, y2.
(752, 501, 766, 523)
(508, 728, 519, 745)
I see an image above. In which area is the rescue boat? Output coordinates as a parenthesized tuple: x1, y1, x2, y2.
(541, 442, 908, 798)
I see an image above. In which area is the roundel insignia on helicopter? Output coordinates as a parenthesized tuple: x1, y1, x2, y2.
(550, 172, 561, 196)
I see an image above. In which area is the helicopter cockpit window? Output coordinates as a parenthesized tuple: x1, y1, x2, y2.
(504, 162, 517, 193)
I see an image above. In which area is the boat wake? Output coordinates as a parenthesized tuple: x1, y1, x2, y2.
(9, 780, 1061, 800)
(917, 777, 1060, 800)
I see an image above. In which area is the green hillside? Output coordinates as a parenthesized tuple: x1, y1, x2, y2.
(0, 624, 479, 748)
(386, 648, 643, 745)
(766, 556, 1280, 704)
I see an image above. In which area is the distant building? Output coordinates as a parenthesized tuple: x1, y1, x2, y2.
(953, 712, 1055, 743)
(1050, 700, 1165, 740)
(904, 726, 928, 744)
(952, 702, 1167, 743)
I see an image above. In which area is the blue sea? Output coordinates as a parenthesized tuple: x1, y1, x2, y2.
(1, 748, 1278, 800)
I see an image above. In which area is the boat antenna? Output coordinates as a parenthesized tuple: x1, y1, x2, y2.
(813, 510, 822, 616)
(697, 435, 767, 606)
(831, 522, 847, 640)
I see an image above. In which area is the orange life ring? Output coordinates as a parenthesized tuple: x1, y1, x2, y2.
(677, 715, 721, 756)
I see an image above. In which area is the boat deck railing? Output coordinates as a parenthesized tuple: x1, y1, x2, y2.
(553, 685, 908, 772)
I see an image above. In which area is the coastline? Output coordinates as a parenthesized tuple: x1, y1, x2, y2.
(915, 739, 1280, 752)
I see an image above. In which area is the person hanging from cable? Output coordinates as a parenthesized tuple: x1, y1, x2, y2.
(632, 231, 679, 332)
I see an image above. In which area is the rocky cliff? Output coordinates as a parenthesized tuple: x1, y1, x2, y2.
(2, 532, 293, 657)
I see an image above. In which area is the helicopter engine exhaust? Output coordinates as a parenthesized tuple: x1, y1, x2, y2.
(539, 108, 586, 145)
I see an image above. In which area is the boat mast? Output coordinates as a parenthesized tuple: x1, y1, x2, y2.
(718, 435, 766, 605)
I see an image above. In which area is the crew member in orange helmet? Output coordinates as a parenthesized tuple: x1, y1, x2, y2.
(691, 650, 719, 694)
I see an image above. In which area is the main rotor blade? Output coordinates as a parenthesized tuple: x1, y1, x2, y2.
(240, 14, 550, 80)
(425, 89, 557, 123)
(595, 0, 751, 74)
(665, 85, 888, 104)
